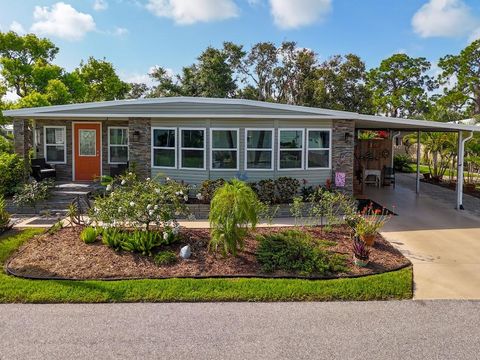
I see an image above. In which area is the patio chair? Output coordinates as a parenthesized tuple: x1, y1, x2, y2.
(31, 158, 56, 181)
(383, 166, 395, 188)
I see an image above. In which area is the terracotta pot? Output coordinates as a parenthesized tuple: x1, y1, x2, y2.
(360, 234, 375, 247)
(353, 256, 369, 267)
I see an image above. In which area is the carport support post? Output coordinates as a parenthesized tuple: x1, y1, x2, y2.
(416, 131, 420, 195)
(456, 131, 467, 210)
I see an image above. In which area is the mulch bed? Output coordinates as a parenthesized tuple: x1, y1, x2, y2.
(6, 226, 410, 280)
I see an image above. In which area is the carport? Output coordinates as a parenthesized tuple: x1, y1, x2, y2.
(351, 113, 479, 210)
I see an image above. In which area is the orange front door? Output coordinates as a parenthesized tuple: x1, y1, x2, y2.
(74, 123, 101, 181)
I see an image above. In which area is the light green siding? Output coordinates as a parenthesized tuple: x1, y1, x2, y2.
(150, 118, 333, 186)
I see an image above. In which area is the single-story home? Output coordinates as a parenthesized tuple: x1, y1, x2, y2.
(3, 97, 479, 207)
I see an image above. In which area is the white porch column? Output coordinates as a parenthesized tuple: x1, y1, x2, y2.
(456, 131, 474, 210)
(416, 131, 420, 195)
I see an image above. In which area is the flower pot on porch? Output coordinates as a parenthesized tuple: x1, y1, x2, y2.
(360, 234, 375, 247)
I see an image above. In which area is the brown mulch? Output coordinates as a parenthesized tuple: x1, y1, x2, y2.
(6, 226, 410, 280)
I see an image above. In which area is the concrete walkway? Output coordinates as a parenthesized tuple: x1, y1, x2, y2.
(1, 301, 479, 360)
(366, 174, 480, 300)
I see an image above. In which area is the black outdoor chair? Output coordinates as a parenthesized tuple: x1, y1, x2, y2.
(109, 162, 129, 178)
(383, 166, 395, 188)
(31, 158, 56, 181)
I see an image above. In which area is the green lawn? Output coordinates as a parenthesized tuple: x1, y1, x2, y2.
(0, 228, 413, 303)
(405, 164, 480, 179)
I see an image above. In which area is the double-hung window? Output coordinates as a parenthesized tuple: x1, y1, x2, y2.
(180, 128, 205, 169)
(44, 126, 66, 164)
(278, 129, 304, 170)
(307, 129, 331, 169)
(152, 128, 176, 168)
(210, 128, 239, 170)
(245, 129, 273, 170)
(108, 127, 128, 164)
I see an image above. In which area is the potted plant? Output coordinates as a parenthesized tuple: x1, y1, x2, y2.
(354, 206, 390, 247)
(352, 236, 370, 267)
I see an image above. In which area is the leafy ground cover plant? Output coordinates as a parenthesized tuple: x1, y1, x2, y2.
(256, 230, 347, 276)
(154, 251, 177, 266)
(90, 173, 190, 231)
(209, 179, 260, 256)
(121, 230, 163, 256)
(12, 179, 54, 213)
(80, 226, 98, 244)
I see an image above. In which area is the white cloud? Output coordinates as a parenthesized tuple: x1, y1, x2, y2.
(9, 21, 26, 34)
(269, 0, 332, 29)
(2, 90, 20, 102)
(412, 0, 478, 38)
(121, 65, 172, 87)
(112, 26, 129, 36)
(30, 2, 96, 41)
(146, 0, 239, 25)
(469, 27, 480, 42)
(93, 0, 109, 11)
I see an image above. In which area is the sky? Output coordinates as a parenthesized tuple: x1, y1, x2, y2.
(1, 0, 480, 99)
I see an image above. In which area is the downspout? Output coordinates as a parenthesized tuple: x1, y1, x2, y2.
(391, 131, 401, 168)
(416, 131, 420, 195)
(456, 131, 474, 210)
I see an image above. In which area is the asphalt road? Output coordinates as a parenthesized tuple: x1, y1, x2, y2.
(0, 301, 479, 360)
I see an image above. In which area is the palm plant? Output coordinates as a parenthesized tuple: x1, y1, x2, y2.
(209, 179, 260, 257)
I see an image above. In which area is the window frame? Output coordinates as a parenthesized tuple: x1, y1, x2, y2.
(179, 127, 206, 171)
(151, 127, 177, 169)
(277, 128, 305, 171)
(210, 127, 239, 171)
(44, 125, 67, 164)
(107, 126, 129, 165)
(244, 128, 274, 171)
(306, 128, 332, 170)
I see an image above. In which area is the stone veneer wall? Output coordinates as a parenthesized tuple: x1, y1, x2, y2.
(128, 117, 151, 179)
(13, 119, 32, 159)
(331, 119, 355, 194)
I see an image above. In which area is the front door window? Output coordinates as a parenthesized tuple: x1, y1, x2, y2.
(79, 129, 96, 156)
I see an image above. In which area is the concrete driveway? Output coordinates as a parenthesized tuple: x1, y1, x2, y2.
(366, 174, 480, 299)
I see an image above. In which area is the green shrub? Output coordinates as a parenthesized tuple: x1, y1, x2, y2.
(0, 195, 11, 233)
(0, 153, 26, 196)
(209, 179, 260, 257)
(0, 135, 13, 153)
(256, 230, 347, 276)
(102, 228, 126, 251)
(121, 230, 163, 256)
(199, 178, 225, 203)
(13, 179, 54, 213)
(154, 251, 177, 266)
(90, 173, 190, 231)
(80, 226, 98, 244)
(250, 179, 276, 204)
(393, 154, 412, 172)
(275, 177, 300, 204)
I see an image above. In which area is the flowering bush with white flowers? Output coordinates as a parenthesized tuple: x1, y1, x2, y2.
(90, 172, 191, 231)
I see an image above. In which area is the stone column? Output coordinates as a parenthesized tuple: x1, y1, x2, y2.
(332, 119, 355, 194)
(128, 117, 151, 179)
(13, 118, 32, 159)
